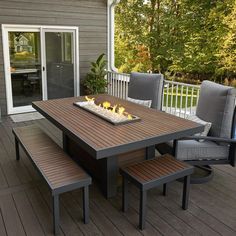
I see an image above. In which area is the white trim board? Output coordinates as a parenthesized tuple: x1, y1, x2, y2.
(107, 0, 120, 72)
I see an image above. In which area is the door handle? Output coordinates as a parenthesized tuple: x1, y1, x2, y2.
(42, 66, 45, 71)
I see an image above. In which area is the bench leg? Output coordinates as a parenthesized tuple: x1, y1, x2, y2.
(182, 175, 190, 210)
(139, 190, 147, 230)
(15, 137, 20, 161)
(145, 145, 155, 160)
(53, 195, 59, 235)
(83, 186, 89, 224)
(122, 177, 129, 212)
(163, 183, 167, 196)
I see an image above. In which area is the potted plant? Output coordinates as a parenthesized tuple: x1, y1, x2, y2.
(83, 53, 108, 94)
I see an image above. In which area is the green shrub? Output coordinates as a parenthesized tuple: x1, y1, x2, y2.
(84, 54, 108, 94)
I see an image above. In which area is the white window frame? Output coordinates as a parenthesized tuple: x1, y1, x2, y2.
(2, 24, 79, 115)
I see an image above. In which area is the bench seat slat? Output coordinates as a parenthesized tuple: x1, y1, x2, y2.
(13, 125, 91, 191)
(121, 154, 192, 184)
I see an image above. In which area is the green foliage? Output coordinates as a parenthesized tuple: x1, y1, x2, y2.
(217, 0, 236, 78)
(115, 0, 236, 83)
(83, 54, 108, 94)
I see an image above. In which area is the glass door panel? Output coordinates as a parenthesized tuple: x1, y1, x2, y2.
(9, 31, 42, 107)
(44, 31, 74, 99)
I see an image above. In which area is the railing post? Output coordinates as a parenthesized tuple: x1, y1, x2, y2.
(170, 83, 174, 114)
(190, 87, 194, 115)
(175, 84, 178, 115)
(185, 86, 189, 118)
(166, 83, 169, 113)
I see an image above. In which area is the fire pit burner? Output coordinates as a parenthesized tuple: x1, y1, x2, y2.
(73, 97, 141, 125)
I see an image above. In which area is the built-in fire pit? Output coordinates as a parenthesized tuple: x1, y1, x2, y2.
(74, 96, 141, 125)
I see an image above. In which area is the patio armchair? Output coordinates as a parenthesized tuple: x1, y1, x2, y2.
(156, 80, 236, 183)
(128, 72, 164, 110)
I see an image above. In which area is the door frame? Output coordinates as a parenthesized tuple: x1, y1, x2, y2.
(2, 24, 80, 115)
(41, 27, 79, 100)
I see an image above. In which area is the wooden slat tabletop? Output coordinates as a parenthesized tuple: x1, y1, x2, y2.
(33, 94, 204, 159)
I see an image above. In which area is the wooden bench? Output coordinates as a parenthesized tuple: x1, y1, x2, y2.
(13, 125, 92, 235)
(120, 154, 194, 230)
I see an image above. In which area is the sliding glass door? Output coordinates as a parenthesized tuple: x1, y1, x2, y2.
(42, 29, 76, 100)
(2, 25, 79, 114)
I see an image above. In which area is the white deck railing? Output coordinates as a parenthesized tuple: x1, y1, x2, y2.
(107, 71, 200, 118)
(107, 71, 130, 99)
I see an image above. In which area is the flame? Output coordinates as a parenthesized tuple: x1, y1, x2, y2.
(127, 114, 132, 120)
(112, 105, 117, 113)
(118, 106, 125, 115)
(103, 101, 111, 109)
(85, 96, 95, 102)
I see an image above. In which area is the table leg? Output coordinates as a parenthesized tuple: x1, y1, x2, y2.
(173, 139, 177, 156)
(145, 145, 155, 160)
(63, 133, 69, 152)
(99, 156, 118, 198)
(62, 133, 118, 198)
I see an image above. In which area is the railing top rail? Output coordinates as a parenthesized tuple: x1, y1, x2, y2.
(108, 71, 200, 89)
(107, 71, 130, 76)
(164, 80, 200, 88)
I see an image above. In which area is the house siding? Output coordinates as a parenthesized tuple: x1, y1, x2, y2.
(0, 0, 107, 115)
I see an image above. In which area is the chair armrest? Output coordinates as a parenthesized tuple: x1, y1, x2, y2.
(179, 136, 236, 144)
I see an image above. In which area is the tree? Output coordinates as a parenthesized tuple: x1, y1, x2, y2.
(218, 0, 236, 80)
(115, 0, 236, 84)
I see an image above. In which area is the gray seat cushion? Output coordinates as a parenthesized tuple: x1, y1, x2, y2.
(128, 72, 164, 110)
(196, 81, 236, 138)
(160, 140, 230, 161)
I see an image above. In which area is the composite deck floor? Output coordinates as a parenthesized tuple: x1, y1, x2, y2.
(0, 116, 236, 236)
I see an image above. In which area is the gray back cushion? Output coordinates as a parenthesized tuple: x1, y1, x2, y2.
(128, 72, 164, 110)
(196, 80, 236, 138)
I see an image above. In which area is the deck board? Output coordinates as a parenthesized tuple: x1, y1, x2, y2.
(0, 194, 26, 236)
(12, 191, 45, 236)
(26, 188, 64, 235)
(0, 209, 7, 236)
(0, 116, 236, 236)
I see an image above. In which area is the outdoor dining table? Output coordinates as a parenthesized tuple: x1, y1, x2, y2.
(32, 94, 204, 198)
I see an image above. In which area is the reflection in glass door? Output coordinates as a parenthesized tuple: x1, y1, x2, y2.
(9, 31, 42, 108)
(43, 30, 75, 100)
